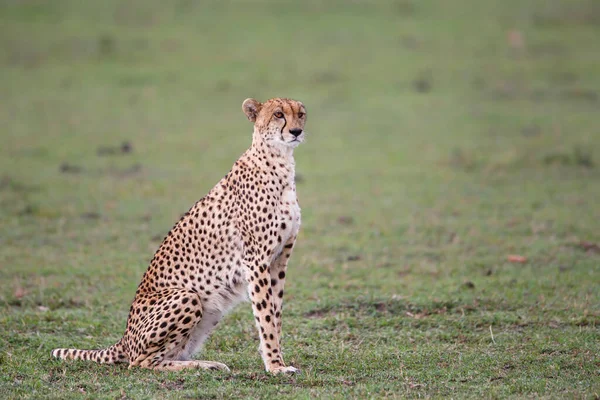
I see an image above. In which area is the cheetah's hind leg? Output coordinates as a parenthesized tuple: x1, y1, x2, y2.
(125, 289, 229, 372)
(153, 360, 230, 372)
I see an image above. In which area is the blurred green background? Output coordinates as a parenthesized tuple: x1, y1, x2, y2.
(1, 0, 599, 398)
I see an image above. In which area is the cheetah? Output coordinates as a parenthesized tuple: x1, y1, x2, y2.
(52, 97, 307, 374)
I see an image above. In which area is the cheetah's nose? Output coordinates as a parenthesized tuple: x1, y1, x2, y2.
(289, 128, 303, 137)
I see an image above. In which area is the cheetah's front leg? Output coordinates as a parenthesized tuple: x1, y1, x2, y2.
(246, 254, 297, 374)
(269, 235, 297, 351)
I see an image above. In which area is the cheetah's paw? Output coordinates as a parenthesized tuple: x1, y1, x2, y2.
(270, 365, 299, 375)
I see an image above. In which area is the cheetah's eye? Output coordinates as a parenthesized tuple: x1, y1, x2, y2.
(298, 112, 305, 118)
(274, 111, 284, 119)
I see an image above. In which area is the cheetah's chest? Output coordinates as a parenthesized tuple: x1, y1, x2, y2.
(273, 186, 301, 259)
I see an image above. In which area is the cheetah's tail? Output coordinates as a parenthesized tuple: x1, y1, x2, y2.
(51, 338, 128, 364)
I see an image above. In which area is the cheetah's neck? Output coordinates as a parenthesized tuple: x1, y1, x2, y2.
(247, 138, 296, 189)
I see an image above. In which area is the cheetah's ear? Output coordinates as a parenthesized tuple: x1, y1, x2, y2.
(242, 98, 261, 122)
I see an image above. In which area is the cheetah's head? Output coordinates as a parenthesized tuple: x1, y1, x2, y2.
(242, 98, 307, 150)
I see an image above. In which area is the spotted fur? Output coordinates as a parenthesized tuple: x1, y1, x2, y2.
(52, 98, 307, 374)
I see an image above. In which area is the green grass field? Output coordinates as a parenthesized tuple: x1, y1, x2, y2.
(1, 0, 599, 398)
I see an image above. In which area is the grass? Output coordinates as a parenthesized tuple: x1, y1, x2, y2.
(1, 0, 599, 398)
